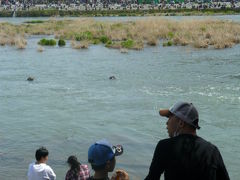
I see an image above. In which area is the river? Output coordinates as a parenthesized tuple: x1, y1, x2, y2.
(0, 16, 240, 180)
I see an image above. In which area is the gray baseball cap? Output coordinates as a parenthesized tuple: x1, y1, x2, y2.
(159, 102, 200, 129)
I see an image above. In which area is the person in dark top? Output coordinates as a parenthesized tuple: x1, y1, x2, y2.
(145, 102, 230, 180)
(87, 139, 124, 180)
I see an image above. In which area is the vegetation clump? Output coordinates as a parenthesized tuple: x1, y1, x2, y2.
(92, 39, 101, 45)
(58, 39, 66, 46)
(121, 39, 134, 49)
(163, 41, 173, 47)
(75, 31, 93, 41)
(38, 39, 56, 46)
(24, 20, 45, 24)
(71, 41, 89, 49)
(100, 36, 110, 44)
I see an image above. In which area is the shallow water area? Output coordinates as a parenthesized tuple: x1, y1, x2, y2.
(0, 14, 240, 24)
(0, 16, 240, 180)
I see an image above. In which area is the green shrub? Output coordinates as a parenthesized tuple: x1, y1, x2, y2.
(24, 20, 45, 24)
(163, 41, 173, 47)
(0, 11, 13, 17)
(200, 27, 206, 32)
(38, 39, 56, 46)
(168, 32, 174, 39)
(121, 39, 134, 49)
(92, 39, 101, 45)
(105, 40, 113, 47)
(75, 31, 93, 41)
(99, 36, 110, 44)
(58, 39, 66, 46)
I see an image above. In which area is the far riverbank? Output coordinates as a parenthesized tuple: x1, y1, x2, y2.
(1, 8, 240, 17)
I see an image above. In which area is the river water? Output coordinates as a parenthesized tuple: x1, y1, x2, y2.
(0, 16, 240, 180)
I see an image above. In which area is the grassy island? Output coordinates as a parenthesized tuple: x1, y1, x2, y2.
(0, 18, 240, 50)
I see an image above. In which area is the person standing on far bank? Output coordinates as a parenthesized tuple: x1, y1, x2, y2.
(28, 147, 56, 180)
(145, 102, 230, 180)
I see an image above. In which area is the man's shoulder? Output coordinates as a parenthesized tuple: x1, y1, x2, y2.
(157, 135, 218, 149)
(196, 136, 218, 150)
(155, 137, 173, 150)
(28, 162, 35, 168)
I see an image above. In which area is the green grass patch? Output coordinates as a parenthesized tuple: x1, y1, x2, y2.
(99, 36, 110, 44)
(92, 38, 101, 45)
(200, 27, 207, 32)
(121, 39, 135, 49)
(163, 41, 173, 47)
(75, 31, 93, 41)
(168, 32, 174, 39)
(38, 39, 56, 46)
(105, 40, 113, 47)
(24, 20, 45, 24)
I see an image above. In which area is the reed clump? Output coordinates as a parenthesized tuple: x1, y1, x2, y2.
(71, 40, 89, 49)
(38, 39, 56, 46)
(1, 18, 240, 50)
(15, 37, 27, 49)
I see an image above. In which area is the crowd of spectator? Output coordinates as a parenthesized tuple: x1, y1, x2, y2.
(0, 0, 240, 11)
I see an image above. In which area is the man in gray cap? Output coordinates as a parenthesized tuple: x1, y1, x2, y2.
(145, 102, 230, 180)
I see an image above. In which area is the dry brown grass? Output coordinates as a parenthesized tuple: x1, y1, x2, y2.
(15, 37, 27, 49)
(1, 18, 240, 50)
(120, 48, 128, 53)
(71, 40, 89, 49)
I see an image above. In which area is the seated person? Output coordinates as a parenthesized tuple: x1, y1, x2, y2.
(65, 155, 90, 180)
(88, 139, 126, 180)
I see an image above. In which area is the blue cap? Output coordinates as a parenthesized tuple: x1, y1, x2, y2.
(88, 139, 123, 166)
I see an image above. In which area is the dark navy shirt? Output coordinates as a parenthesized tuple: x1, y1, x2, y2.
(145, 134, 230, 180)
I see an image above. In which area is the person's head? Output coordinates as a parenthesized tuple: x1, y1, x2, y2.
(67, 156, 81, 178)
(159, 102, 200, 137)
(88, 139, 123, 175)
(35, 147, 49, 163)
(67, 155, 80, 170)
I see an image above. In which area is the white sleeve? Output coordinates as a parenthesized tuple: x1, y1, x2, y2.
(44, 166, 56, 180)
(27, 164, 32, 180)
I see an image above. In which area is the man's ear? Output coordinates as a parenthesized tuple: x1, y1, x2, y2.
(105, 161, 111, 169)
(179, 120, 185, 128)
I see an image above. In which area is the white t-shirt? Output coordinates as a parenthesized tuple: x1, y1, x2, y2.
(27, 162, 56, 180)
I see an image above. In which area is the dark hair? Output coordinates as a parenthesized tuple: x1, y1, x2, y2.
(35, 147, 49, 161)
(91, 163, 106, 171)
(67, 156, 81, 179)
(90, 156, 114, 171)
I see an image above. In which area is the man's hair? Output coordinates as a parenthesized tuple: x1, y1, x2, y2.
(35, 147, 49, 161)
(91, 163, 107, 171)
(90, 156, 114, 171)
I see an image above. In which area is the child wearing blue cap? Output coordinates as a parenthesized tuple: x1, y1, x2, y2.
(88, 139, 125, 180)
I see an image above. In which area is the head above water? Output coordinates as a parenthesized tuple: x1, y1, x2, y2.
(159, 102, 200, 137)
(35, 147, 49, 163)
